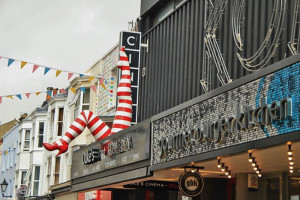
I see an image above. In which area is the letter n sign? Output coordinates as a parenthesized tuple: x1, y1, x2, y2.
(119, 31, 141, 124)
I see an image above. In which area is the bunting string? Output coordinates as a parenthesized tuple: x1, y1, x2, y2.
(0, 84, 103, 104)
(0, 55, 103, 79)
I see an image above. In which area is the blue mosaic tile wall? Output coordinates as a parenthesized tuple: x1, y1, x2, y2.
(152, 62, 300, 165)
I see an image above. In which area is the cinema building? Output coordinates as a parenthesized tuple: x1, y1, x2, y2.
(70, 0, 300, 199)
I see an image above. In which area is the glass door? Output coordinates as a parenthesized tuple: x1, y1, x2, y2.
(266, 178, 281, 200)
(288, 176, 300, 200)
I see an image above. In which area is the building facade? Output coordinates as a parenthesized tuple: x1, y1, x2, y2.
(0, 124, 19, 200)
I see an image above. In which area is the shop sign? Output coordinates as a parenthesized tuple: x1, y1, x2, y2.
(178, 172, 204, 197)
(82, 136, 134, 165)
(248, 174, 259, 191)
(119, 31, 141, 123)
(152, 63, 300, 166)
(72, 123, 150, 179)
(158, 97, 292, 159)
(124, 181, 178, 191)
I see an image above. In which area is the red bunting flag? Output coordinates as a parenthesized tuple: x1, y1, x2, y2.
(68, 73, 74, 80)
(90, 85, 97, 93)
(0, 97, 2, 104)
(25, 93, 31, 98)
(100, 78, 105, 84)
(32, 65, 39, 73)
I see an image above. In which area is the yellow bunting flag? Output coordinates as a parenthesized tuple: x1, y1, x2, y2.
(36, 92, 41, 96)
(70, 87, 76, 94)
(89, 76, 95, 82)
(21, 61, 27, 69)
(100, 83, 107, 90)
(56, 70, 62, 77)
(7, 96, 13, 99)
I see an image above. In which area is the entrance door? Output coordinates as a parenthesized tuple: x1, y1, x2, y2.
(288, 176, 300, 200)
(266, 178, 281, 200)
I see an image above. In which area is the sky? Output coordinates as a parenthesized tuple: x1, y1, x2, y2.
(0, 0, 141, 124)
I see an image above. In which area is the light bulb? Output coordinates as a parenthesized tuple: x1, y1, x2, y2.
(258, 174, 262, 177)
(290, 161, 294, 166)
(290, 169, 294, 173)
(254, 166, 258, 171)
(289, 166, 294, 170)
(191, 169, 195, 173)
(217, 164, 221, 168)
(248, 152, 253, 162)
(288, 156, 293, 161)
(228, 175, 231, 179)
(251, 162, 256, 167)
(225, 171, 229, 176)
(221, 163, 225, 172)
(288, 150, 293, 156)
(256, 170, 260, 174)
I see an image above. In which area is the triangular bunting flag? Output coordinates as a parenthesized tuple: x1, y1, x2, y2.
(56, 70, 62, 77)
(16, 94, 22, 100)
(59, 89, 66, 94)
(89, 76, 95, 82)
(90, 85, 97, 93)
(46, 91, 52, 97)
(70, 87, 76, 94)
(7, 96, 13, 99)
(21, 61, 27, 69)
(0, 97, 2, 104)
(32, 65, 39, 73)
(25, 93, 31, 98)
(100, 83, 107, 90)
(68, 73, 74, 80)
(80, 74, 85, 78)
(100, 78, 105, 84)
(36, 92, 41, 96)
(79, 87, 86, 93)
(44, 67, 51, 75)
(8, 59, 15, 67)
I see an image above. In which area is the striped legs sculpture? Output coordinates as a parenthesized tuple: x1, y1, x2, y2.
(43, 47, 132, 156)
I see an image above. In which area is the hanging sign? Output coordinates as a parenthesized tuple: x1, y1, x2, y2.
(119, 31, 141, 123)
(178, 171, 204, 197)
(248, 174, 259, 191)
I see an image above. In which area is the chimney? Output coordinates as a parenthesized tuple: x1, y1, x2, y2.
(19, 113, 28, 121)
(46, 87, 53, 100)
(53, 88, 58, 96)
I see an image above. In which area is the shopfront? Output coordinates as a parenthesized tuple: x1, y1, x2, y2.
(148, 54, 300, 200)
(71, 120, 155, 200)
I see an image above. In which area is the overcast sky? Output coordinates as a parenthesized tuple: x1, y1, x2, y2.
(0, 0, 141, 124)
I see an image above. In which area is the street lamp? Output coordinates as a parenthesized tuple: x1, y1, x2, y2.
(0, 179, 12, 198)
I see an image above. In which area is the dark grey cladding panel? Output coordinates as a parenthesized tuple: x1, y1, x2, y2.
(138, 0, 299, 122)
(140, 0, 161, 16)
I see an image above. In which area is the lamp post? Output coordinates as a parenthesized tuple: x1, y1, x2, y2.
(0, 179, 12, 198)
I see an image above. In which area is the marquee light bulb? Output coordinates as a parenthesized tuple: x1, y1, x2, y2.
(288, 150, 293, 156)
(256, 170, 260, 174)
(258, 174, 262, 178)
(191, 169, 195, 173)
(288, 155, 293, 161)
(251, 162, 256, 167)
(290, 169, 294, 173)
(289, 166, 294, 170)
(254, 166, 258, 171)
(217, 158, 221, 168)
(248, 152, 253, 162)
(228, 175, 231, 179)
(289, 161, 294, 166)
(221, 163, 225, 172)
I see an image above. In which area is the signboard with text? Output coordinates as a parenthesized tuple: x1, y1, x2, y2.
(119, 31, 141, 123)
(71, 122, 150, 179)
